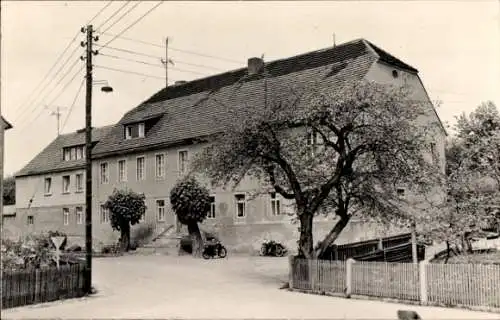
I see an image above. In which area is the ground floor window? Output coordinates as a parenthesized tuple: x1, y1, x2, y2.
(63, 208, 70, 225)
(235, 194, 246, 218)
(156, 199, 166, 221)
(100, 205, 110, 224)
(27, 215, 34, 225)
(207, 196, 216, 219)
(76, 206, 83, 224)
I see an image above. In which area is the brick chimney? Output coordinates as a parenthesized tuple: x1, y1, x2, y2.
(247, 57, 264, 75)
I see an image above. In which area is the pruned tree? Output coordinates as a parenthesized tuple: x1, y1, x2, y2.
(191, 80, 444, 259)
(104, 189, 147, 252)
(170, 176, 211, 257)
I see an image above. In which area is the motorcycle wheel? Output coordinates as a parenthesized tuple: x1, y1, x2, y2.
(218, 246, 227, 258)
(275, 246, 285, 257)
(202, 251, 211, 259)
(260, 246, 267, 256)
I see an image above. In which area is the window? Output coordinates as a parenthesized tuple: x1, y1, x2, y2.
(156, 199, 166, 221)
(62, 175, 70, 193)
(27, 215, 34, 225)
(270, 192, 281, 215)
(75, 173, 83, 192)
(208, 196, 216, 219)
(100, 162, 109, 184)
(136, 156, 145, 180)
(76, 145, 84, 160)
(125, 122, 145, 139)
(63, 145, 85, 161)
(76, 206, 83, 224)
(118, 160, 127, 182)
(155, 154, 165, 178)
(100, 205, 110, 224)
(307, 130, 322, 156)
(429, 142, 438, 162)
(235, 194, 246, 218)
(178, 151, 188, 175)
(397, 188, 406, 199)
(63, 208, 70, 225)
(44, 177, 52, 195)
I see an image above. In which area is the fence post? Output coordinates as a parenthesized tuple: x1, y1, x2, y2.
(288, 255, 294, 289)
(419, 260, 428, 305)
(345, 258, 354, 298)
(309, 259, 315, 291)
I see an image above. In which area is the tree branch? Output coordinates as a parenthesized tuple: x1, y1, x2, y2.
(265, 164, 296, 199)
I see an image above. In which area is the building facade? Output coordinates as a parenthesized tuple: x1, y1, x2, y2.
(89, 39, 447, 253)
(11, 127, 112, 241)
(9, 39, 447, 252)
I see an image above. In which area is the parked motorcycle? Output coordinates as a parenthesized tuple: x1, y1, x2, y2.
(202, 240, 227, 259)
(260, 240, 287, 257)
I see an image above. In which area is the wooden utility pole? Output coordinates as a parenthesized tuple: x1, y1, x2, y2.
(82, 24, 98, 294)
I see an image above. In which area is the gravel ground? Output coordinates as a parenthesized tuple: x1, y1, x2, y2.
(2, 255, 499, 319)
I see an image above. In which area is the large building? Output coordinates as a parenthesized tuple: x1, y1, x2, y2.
(12, 39, 446, 253)
(12, 127, 112, 241)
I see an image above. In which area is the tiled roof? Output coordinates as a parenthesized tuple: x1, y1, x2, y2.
(16, 126, 114, 177)
(91, 39, 419, 158)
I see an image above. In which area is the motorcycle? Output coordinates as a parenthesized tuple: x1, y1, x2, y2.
(260, 240, 287, 257)
(202, 240, 227, 259)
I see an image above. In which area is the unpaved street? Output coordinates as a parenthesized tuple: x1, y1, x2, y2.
(2, 255, 498, 319)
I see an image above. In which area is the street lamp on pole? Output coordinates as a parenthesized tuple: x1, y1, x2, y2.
(81, 25, 113, 294)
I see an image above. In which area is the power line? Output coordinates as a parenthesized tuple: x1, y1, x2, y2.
(99, 31, 243, 65)
(96, 1, 131, 31)
(97, 44, 227, 72)
(100, 1, 163, 49)
(96, 44, 161, 59)
(88, 1, 114, 24)
(98, 52, 211, 76)
(94, 65, 165, 80)
(61, 78, 86, 133)
(19, 65, 85, 132)
(16, 57, 82, 124)
(101, 2, 142, 34)
(99, 52, 164, 68)
(13, 31, 81, 120)
(13, 2, 112, 122)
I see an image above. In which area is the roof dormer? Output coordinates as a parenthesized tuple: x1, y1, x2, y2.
(124, 122, 145, 140)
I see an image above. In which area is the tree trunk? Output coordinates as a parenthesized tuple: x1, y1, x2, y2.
(120, 223, 130, 252)
(298, 210, 314, 259)
(187, 222, 203, 258)
(444, 241, 450, 264)
(314, 215, 351, 259)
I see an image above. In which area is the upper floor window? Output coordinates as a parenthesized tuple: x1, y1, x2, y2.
(118, 160, 127, 182)
(235, 194, 246, 218)
(27, 215, 34, 225)
(63, 145, 85, 161)
(208, 196, 216, 219)
(397, 188, 406, 199)
(307, 130, 323, 157)
(125, 122, 145, 140)
(137, 156, 145, 180)
(75, 173, 83, 192)
(62, 175, 70, 194)
(270, 192, 281, 215)
(178, 151, 188, 175)
(100, 162, 109, 184)
(155, 154, 165, 178)
(44, 177, 52, 195)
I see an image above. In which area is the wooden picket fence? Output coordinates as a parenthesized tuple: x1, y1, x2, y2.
(1, 264, 87, 309)
(289, 257, 500, 311)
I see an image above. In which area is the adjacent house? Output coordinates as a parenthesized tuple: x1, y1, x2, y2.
(90, 39, 447, 253)
(11, 126, 113, 241)
(1, 116, 13, 220)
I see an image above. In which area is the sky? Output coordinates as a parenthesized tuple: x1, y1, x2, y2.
(1, 0, 499, 176)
